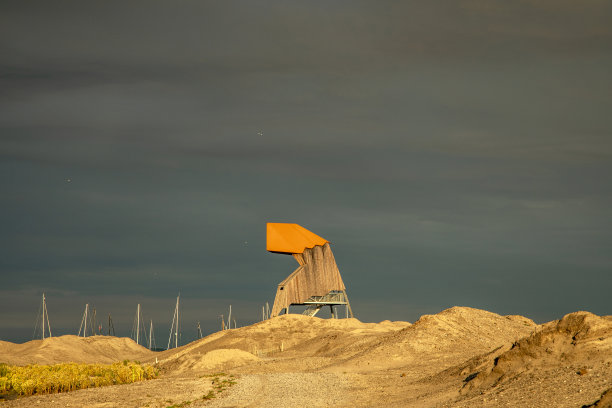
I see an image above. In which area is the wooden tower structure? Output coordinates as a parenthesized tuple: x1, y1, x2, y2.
(267, 223, 353, 318)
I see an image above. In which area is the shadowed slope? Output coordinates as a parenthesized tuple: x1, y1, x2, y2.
(421, 311, 612, 407)
(461, 311, 612, 393)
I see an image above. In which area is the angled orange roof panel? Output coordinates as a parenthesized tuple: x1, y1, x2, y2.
(266, 223, 329, 254)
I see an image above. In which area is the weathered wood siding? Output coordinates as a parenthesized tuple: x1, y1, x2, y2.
(271, 243, 346, 317)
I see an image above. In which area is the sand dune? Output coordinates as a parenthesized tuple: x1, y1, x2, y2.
(2, 307, 611, 407)
(0, 335, 154, 365)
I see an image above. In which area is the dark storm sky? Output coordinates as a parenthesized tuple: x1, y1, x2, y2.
(1, 1, 611, 344)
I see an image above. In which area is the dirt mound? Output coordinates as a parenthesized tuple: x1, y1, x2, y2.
(331, 306, 536, 375)
(462, 311, 612, 390)
(0, 335, 155, 365)
(165, 349, 260, 374)
(450, 311, 612, 407)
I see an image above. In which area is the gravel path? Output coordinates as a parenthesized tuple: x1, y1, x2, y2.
(204, 372, 354, 408)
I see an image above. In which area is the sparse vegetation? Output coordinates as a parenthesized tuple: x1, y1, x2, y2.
(159, 373, 237, 406)
(210, 373, 237, 394)
(166, 401, 192, 408)
(0, 361, 158, 397)
(202, 390, 216, 400)
(198, 372, 238, 401)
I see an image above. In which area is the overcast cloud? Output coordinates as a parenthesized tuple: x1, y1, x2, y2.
(1, 0, 611, 344)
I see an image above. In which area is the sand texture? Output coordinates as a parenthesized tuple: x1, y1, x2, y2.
(0, 335, 154, 365)
(1, 307, 611, 407)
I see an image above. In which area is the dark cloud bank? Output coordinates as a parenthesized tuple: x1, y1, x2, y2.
(1, 1, 611, 344)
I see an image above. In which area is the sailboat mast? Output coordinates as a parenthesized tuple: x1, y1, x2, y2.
(175, 294, 179, 349)
(84, 304, 88, 337)
(92, 307, 96, 336)
(228, 305, 232, 330)
(167, 302, 176, 350)
(167, 293, 180, 350)
(136, 304, 140, 345)
(45, 295, 52, 338)
(108, 313, 116, 336)
(148, 319, 153, 349)
(42, 293, 46, 340)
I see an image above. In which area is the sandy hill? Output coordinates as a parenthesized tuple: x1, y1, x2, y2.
(153, 314, 410, 374)
(0, 335, 154, 365)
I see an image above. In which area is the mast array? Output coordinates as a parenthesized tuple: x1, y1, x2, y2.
(39, 292, 269, 348)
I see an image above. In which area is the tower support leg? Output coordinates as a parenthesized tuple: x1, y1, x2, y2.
(342, 290, 354, 318)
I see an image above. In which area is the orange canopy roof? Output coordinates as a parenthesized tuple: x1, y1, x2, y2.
(266, 223, 329, 254)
